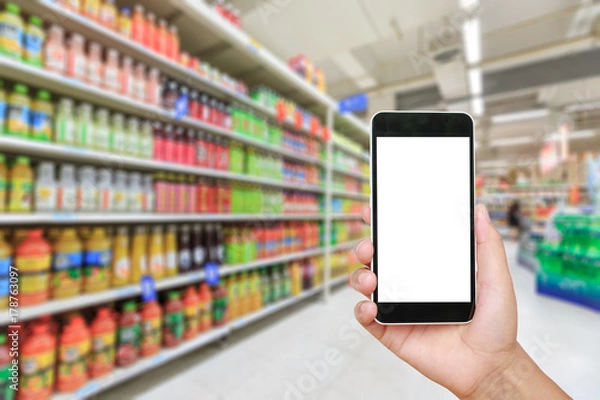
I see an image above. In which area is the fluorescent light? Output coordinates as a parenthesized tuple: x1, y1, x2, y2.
(489, 137, 533, 147)
(460, 0, 479, 8)
(491, 109, 550, 124)
(471, 97, 484, 116)
(569, 129, 596, 140)
(355, 76, 377, 89)
(468, 68, 482, 95)
(463, 19, 481, 65)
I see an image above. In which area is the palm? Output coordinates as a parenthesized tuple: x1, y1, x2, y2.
(352, 205, 518, 398)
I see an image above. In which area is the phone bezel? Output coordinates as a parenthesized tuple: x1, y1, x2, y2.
(370, 111, 476, 324)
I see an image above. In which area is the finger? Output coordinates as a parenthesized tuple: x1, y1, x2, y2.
(354, 300, 387, 342)
(354, 239, 373, 267)
(350, 268, 377, 298)
(361, 205, 371, 226)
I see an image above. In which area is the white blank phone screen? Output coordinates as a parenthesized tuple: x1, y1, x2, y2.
(376, 137, 471, 303)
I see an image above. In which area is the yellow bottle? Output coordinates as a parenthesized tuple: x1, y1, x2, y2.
(83, 227, 111, 293)
(249, 270, 261, 311)
(0, 153, 7, 212)
(8, 156, 33, 212)
(148, 225, 164, 281)
(0, 231, 12, 308)
(51, 229, 83, 299)
(111, 226, 131, 287)
(227, 276, 238, 321)
(130, 226, 147, 283)
(164, 224, 178, 277)
(291, 261, 302, 296)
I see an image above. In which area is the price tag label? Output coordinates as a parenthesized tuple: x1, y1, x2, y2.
(140, 275, 157, 302)
(174, 93, 189, 120)
(204, 262, 220, 286)
(76, 382, 99, 397)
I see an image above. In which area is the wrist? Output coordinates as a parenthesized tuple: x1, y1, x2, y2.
(463, 345, 570, 400)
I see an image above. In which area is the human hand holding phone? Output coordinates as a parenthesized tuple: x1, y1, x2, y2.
(351, 204, 570, 399)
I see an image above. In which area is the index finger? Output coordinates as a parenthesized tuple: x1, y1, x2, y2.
(361, 205, 371, 226)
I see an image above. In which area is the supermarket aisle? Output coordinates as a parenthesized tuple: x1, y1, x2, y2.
(104, 242, 600, 400)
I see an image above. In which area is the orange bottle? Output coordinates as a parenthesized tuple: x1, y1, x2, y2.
(140, 300, 162, 357)
(15, 230, 51, 306)
(89, 308, 116, 378)
(56, 315, 90, 393)
(19, 320, 56, 400)
(198, 282, 213, 333)
(168, 25, 179, 61)
(131, 5, 146, 45)
(183, 286, 200, 340)
(162, 291, 184, 348)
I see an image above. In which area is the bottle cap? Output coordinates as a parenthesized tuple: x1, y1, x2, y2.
(6, 3, 20, 15)
(14, 84, 28, 95)
(123, 301, 137, 312)
(29, 15, 43, 27)
(15, 156, 30, 164)
(37, 90, 51, 101)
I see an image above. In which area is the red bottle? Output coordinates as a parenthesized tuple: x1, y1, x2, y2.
(184, 129, 196, 166)
(196, 132, 210, 168)
(196, 178, 208, 213)
(189, 90, 200, 120)
(163, 124, 175, 163)
(153, 122, 165, 161)
(174, 126, 185, 164)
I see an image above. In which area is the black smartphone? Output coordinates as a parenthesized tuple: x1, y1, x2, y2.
(370, 111, 476, 324)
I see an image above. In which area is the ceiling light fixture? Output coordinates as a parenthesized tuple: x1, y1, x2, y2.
(468, 68, 482, 95)
(463, 18, 481, 65)
(491, 109, 550, 124)
(471, 97, 484, 117)
(459, 0, 479, 9)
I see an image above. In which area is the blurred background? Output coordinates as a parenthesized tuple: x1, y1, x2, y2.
(0, 0, 599, 399)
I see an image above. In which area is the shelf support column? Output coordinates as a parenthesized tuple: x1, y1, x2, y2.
(324, 107, 334, 301)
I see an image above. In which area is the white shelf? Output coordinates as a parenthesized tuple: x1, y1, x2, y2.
(330, 214, 363, 220)
(329, 275, 349, 288)
(0, 212, 324, 226)
(15, 0, 325, 142)
(52, 286, 324, 400)
(331, 241, 361, 253)
(333, 141, 370, 162)
(332, 166, 369, 181)
(1, 247, 330, 325)
(0, 136, 324, 192)
(0, 57, 325, 167)
(331, 190, 370, 201)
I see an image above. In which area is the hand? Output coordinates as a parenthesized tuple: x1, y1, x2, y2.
(351, 204, 569, 399)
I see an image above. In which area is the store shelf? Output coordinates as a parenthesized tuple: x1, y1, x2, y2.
(0, 212, 324, 226)
(330, 214, 363, 220)
(0, 136, 324, 193)
(333, 141, 370, 163)
(17, 0, 324, 142)
(331, 241, 361, 252)
(0, 57, 325, 167)
(332, 166, 370, 181)
(52, 286, 324, 400)
(331, 190, 370, 201)
(328, 275, 349, 288)
(0, 248, 329, 325)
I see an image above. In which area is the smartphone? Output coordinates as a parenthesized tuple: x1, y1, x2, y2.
(370, 111, 476, 324)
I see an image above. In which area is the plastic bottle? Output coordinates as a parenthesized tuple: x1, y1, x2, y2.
(98, 0, 117, 30)
(120, 56, 134, 97)
(31, 90, 53, 141)
(34, 162, 57, 212)
(89, 307, 116, 378)
(191, 224, 205, 271)
(51, 228, 82, 299)
(156, 18, 168, 56)
(177, 224, 192, 274)
(97, 168, 112, 212)
(83, 227, 111, 293)
(183, 286, 200, 340)
(118, 7, 132, 38)
(126, 116, 140, 156)
(249, 269, 262, 311)
(148, 225, 165, 280)
(15, 230, 51, 306)
(226, 275, 238, 320)
(116, 301, 140, 367)
(140, 120, 154, 159)
(130, 226, 148, 283)
(76, 102, 94, 148)
(0, 334, 12, 399)
(57, 315, 90, 392)
(143, 174, 154, 213)
(103, 48, 121, 92)
(131, 5, 145, 44)
(54, 98, 76, 144)
(82, 0, 100, 20)
(145, 12, 156, 50)
(168, 25, 179, 61)
(8, 156, 33, 212)
(0, 80, 6, 133)
(165, 225, 178, 277)
(128, 172, 143, 212)
(67, 33, 87, 81)
(109, 112, 125, 155)
(23, 15, 44, 67)
(7, 84, 30, 137)
(147, 68, 161, 107)
(57, 163, 77, 211)
(87, 41, 103, 87)
(111, 226, 130, 287)
(140, 299, 162, 357)
(0, 3, 24, 59)
(19, 321, 56, 399)
(44, 25, 67, 74)
(163, 291, 184, 347)
(77, 166, 98, 211)
(62, 0, 81, 13)
(112, 170, 128, 211)
(198, 282, 213, 332)
(0, 232, 12, 309)
(212, 283, 228, 326)
(94, 108, 110, 151)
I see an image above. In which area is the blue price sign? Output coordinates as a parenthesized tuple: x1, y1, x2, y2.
(338, 93, 368, 114)
(140, 275, 157, 302)
(204, 262, 220, 286)
(174, 94, 189, 120)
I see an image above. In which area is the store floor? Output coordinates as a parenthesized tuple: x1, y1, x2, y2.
(103, 242, 600, 400)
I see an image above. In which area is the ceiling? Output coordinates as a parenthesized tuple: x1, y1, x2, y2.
(227, 0, 600, 176)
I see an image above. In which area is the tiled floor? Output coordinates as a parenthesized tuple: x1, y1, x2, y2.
(102, 241, 600, 399)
